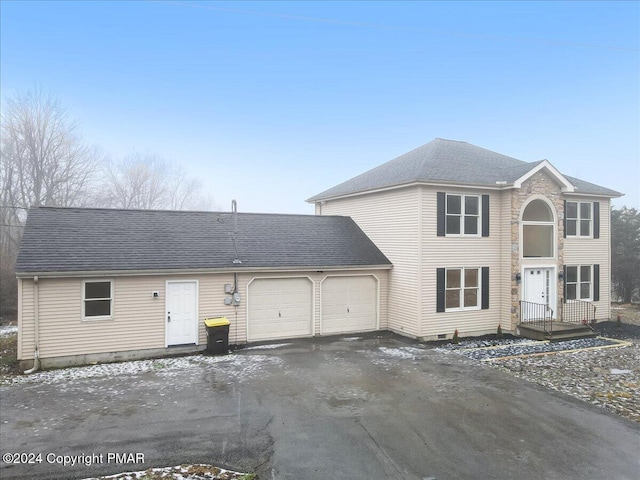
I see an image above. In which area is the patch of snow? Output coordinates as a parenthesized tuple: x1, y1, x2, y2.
(341, 337, 362, 342)
(610, 368, 632, 375)
(242, 343, 292, 350)
(380, 347, 423, 358)
(1, 352, 283, 386)
(0, 325, 17, 337)
(363, 346, 427, 370)
(82, 463, 247, 480)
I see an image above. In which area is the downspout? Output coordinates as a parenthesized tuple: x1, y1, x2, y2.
(24, 276, 40, 374)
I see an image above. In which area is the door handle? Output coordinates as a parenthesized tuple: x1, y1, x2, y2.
(167, 312, 171, 322)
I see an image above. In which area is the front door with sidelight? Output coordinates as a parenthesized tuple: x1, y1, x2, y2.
(166, 281, 198, 346)
(523, 268, 556, 319)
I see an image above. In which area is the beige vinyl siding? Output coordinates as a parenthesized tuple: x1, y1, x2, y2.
(198, 274, 247, 345)
(18, 269, 389, 361)
(319, 187, 421, 337)
(500, 191, 515, 331)
(421, 186, 506, 338)
(18, 274, 241, 360)
(563, 198, 611, 320)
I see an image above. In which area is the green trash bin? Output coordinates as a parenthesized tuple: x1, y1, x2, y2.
(204, 317, 230, 354)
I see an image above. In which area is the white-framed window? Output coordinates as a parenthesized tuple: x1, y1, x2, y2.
(565, 265, 592, 300)
(446, 194, 479, 236)
(83, 280, 113, 319)
(522, 199, 555, 258)
(566, 201, 592, 237)
(445, 267, 480, 311)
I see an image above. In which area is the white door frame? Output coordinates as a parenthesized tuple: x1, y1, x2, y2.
(319, 274, 380, 335)
(165, 280, 199, 347)
(521, 267, 557, 319)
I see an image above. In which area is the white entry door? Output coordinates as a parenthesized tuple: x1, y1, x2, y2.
(166, 281, 198, 346)
(523, 268, 556, 318)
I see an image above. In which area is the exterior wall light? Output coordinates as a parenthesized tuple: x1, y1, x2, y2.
(515, 273, 521, 283)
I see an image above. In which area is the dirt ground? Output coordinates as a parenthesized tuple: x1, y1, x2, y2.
(597, 303, 640, 340)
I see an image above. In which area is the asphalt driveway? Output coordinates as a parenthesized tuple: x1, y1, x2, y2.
(1, 332, 638, 480)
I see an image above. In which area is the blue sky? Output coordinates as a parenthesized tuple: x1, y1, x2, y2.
(2, 1, 638, 213)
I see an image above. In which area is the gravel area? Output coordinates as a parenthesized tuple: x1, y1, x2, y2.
(441, 337, 626, 361)
(439, 304, 640, 423)
(494, 342, 639, 422)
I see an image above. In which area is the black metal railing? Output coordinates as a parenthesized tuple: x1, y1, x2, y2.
(519, 301, 554, 334)
(561, 300, 596, 327)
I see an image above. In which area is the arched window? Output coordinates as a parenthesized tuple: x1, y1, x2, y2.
(522, 199, 555, 258)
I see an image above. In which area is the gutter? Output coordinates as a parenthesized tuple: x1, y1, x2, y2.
(23, 276, 40, 374)
(15, 264, 394, 279)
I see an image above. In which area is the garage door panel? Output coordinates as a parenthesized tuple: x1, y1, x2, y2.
(322, 276, 377, 335)
(248, 278, 313, 342)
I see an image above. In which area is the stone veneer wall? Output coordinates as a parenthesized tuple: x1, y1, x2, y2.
(510, 170, 565, 330)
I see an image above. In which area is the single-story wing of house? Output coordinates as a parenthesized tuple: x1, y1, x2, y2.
(15, 207, 391, 369)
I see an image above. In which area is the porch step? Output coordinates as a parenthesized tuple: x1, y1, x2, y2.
(548, 328, 598, 342)
(517, 324, 549, 341)
(518, 322, 597, 341)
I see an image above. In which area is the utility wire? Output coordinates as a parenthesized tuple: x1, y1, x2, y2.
(151, 0, 639, 53)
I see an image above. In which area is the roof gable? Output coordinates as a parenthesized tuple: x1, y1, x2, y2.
(308, 138, 621, 201)
(16, 207, 391, 275)
(513, 160, 575, 192)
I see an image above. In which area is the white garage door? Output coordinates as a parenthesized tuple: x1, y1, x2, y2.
(321, 276, 377, 335)
(247, 278, 313, 342)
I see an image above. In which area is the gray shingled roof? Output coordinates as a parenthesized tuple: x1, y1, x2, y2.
(308, 138, 622, 201)
(16, 207, 391, 275)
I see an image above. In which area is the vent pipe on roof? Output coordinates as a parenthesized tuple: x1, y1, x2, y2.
(231, 200, 241, 264)
(232, 199, 238, 233)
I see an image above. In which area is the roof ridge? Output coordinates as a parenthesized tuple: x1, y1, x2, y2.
(29, 206, 326, 218)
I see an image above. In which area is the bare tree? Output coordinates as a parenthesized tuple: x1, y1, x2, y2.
(612, 207, 640, 303)
(1, 88, 99, 319)
(100, 153, 212, 210)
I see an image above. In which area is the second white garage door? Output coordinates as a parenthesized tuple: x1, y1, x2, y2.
(321, 275, 378, 335)
(247, 278, 313, 342)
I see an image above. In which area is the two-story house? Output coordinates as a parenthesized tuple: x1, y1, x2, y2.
(308, 138, 622, 341)
(14, 138, 622, 369)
